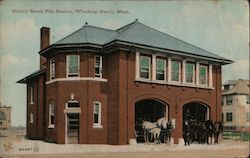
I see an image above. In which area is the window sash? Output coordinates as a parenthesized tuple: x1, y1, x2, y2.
(93, 102, 101, 125)
(199, 65, 207, 85)
(226, 96, 233, 105)
(139, 56, 150, 79)
(186, 63, 194, 83)
(30, 85, 34, 103)
(226, 113, 233, 122)
(49, 103, 55, 126)
(95, 56, 102, 78)
(156, 58, 165, 80)
(67, 55, 79, 76)
(171, 61, 180, 82)
(50, 59, 55, 79)
(246, 113, 250, 122)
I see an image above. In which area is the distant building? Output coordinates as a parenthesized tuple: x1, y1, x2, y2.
(0, 104, 11, 131)
(222, 79, 250, 130)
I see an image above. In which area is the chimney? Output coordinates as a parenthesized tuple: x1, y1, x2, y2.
(40, 27, 50, 69)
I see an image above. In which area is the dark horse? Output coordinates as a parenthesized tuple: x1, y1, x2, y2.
(214, 121, 223, 144)
(204, 120, 216, 144)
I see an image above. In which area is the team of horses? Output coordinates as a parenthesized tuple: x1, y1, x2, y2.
(183, 120, 223, 145)
(140, 118, 175, 145)
(137, 118, 223, 145)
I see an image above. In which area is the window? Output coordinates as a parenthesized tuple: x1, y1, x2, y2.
(185, 63, 195, 84)
(156, 58, 165, 80)
(226, 112, 233, 122)
(139, 56, 151, 79)
(29, 84, 34, 104)
(50, 58, 55, 80)
(95, 55, 102, 78)
(93, 102, 102, 128)
(30, 112, 34, 123)
(226, 95, 233, 105)
(246, 113, 250, 122)
(49, 102, 55, 128)
(67, 55, 79, 77)
(246, 95, 250, 104)
(171, 61, 180, 82)
(199, 65, 208, 85)
(222, 113, 224, 122)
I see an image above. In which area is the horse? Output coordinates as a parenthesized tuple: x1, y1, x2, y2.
(142, 120, 161, 144)
(204, 120, 216, 144)
(164, 119, 175, 145)
(213, 121, 223, 144)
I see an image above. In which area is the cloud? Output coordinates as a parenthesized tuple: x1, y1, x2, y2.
(102, 19, 124, 29)
(0, 54, 31, 69)
(0, 17, 39, 48)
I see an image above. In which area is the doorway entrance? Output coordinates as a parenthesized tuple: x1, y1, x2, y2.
(65, 101, 80, 144)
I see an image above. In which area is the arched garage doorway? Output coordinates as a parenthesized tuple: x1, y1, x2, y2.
(183, 102, 209, 123)
(135, 99, 168, 142)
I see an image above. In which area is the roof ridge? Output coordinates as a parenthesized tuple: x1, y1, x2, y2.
(83, 26, 88, 42)
(115, 21, 138, 40)
(138, 22, 226, 60)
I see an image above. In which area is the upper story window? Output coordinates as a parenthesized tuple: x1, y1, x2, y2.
(156, 58, 166, 80)
(67, 55, 79, 77)
(221, 113, 224, 122)
(171, 61, 181, 82)
(246, 95, 250, 104)
(29, 84, 34, 104)
(226, 112, 233, 122)
(93, 101, 102, 128)
(95, 55, 102, 78)
(186, 63, 195, 84)
(139, 56, 151, 79)
(199, 65, 208, 85)
(246, 112, 250, 122)
(50, 58, 55, 80)
(48, 102, 55, 128)
(226, 95, 233, 105)
(30, 112, 34, 123)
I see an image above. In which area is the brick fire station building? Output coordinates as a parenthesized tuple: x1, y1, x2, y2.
(18, 20, 232, 145)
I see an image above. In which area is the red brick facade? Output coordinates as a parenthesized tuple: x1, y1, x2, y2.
(19, 22, 230, 145)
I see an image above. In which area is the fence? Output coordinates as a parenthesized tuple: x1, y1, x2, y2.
(223, 129, 250, 141)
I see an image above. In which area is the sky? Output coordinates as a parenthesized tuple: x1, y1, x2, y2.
(0, 0, 249, 126)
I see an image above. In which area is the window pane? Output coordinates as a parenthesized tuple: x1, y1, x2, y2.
(95, 56, 102, 78)
(140, 56, 149, 68)
(94, 104, 99, 114)
(94, 114, 99, 123)
(171, 61, 180, 81)
(68, 55, 79, 75)
(199, 66, 207, 84)
(156, 59, 165, 80)
(139, 56, 150, 79)
(186, 63, 194, 83)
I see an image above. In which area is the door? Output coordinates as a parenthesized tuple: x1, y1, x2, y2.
(66, 113, 79, 144)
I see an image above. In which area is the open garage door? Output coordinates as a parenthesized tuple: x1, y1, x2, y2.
(135, 99, 168, 142)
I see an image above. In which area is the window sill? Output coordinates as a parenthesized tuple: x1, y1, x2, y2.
(29, 102, 34, 105)
(135, 79, 214, 89)
(93, 124, 103, 128)
(48, 125, 55, 129)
